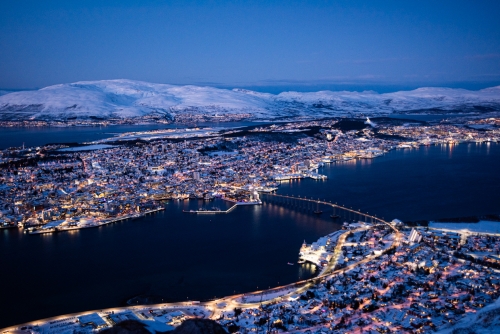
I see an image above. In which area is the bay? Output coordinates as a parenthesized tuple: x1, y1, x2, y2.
(0, 199, 335, 328)
(0, 121, 264, 150)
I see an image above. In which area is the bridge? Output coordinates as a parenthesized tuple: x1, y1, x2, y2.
(231, 193, 401, 309)
(259, 192, 389, 225)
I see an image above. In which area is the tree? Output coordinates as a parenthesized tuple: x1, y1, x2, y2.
(306, 290, 315, 299)
(227, 323, 240, 333)
(233, 308, 242, 321)
(351, 299, 360, 310)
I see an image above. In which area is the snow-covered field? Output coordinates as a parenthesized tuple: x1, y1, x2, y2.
(1, 79, 499, 121)
(429, 220, 500, 234)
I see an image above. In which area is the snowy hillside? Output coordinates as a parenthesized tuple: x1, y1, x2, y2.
(0, 80, 271, 121)
(436, 297, 500, 334)
(0, 79, 499, 121)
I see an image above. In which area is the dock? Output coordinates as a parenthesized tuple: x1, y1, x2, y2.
(183, 204, 237, 214)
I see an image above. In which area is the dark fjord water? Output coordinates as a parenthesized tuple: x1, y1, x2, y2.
(1, 200, 336, 328)
(0, 115, 460, 149)
(0, 121, 264, 150)
(0, 140, 499, 328)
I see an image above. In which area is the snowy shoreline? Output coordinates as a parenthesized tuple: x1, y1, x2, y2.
(429, 220, 500, 235)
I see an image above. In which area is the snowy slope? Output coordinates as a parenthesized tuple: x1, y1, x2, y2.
(0, 80, 273, 121)
(275, 86, 500, 114)
(436, 297, 500, 334)
(0, 79, 499, 121)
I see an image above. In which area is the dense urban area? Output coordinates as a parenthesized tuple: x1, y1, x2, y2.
(1, 116, 500, 333)
(1, 117, 499, 232)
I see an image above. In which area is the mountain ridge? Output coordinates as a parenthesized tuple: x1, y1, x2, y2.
(0, 79, 499, 121)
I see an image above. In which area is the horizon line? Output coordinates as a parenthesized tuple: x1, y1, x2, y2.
(1, 79, 500, 95)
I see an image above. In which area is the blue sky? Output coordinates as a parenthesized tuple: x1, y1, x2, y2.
(1, 0, 500, 92)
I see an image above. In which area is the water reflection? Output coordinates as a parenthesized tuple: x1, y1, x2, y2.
(298, 262, 317, 280)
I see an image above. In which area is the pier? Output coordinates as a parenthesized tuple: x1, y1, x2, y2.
(183, 204, 237, 214)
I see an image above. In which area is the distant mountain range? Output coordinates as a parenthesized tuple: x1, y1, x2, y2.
(0, 79, 499, 121)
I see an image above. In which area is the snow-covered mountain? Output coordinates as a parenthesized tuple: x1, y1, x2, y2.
(0, 79, 499, 121)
